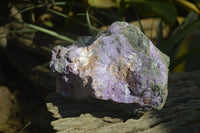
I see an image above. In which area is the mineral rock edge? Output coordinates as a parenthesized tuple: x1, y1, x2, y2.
(50, 21, 170, 110)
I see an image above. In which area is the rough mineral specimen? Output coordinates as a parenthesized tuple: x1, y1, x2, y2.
(50, 21, 170, 110)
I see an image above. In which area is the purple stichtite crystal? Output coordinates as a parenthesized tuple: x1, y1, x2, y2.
(50, 21, 170, 110)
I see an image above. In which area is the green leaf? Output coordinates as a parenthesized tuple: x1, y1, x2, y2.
(171, 48, 200, 70)
(77, 13, 105, 27)
(86, 9, 95, 35)
(132, 0, 177, 27)
(46, 8, 100, 32)
(45, 21, 54, 28)
(133, 6, 145, 34)
(160, 19, 200, 54)
(93, 8, 122, 21)
(171, 12, 198, 36)
(88, 0, 177, 27)
(156, 19, 163, 47)
(175, 0, 200, 14)
(11, 2, 67, 17)
(169, 12, 198, 62)
(23, 23, 75, 44)
(88, 0, 120, 8)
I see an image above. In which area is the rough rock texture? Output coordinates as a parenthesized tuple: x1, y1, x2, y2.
(50, 21, 170, 110)
(46, 71, 200, 133)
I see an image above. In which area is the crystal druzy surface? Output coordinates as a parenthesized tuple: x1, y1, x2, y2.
(50, 21, 170, 110)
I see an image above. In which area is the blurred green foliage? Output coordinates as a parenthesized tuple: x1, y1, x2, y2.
(7, 0, 200, 72)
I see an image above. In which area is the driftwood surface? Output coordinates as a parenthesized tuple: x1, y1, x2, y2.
(46, 71, 200, 133)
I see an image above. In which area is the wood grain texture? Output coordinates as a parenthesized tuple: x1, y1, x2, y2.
(46, 71, 200, 133)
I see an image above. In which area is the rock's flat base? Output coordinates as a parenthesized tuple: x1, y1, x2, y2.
(46, 71, 200, 133)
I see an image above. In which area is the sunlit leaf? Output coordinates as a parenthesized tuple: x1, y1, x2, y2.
(88, 0, 176, 27)
(45, 21, 54, 28)
(175, 0, 200, 14)
(132, 0, 177, 27)
(88, 0, 120, 8)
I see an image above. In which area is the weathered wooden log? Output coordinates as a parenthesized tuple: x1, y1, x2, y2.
(46, 71, 200, 133)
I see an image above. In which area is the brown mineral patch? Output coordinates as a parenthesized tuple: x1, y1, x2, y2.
(81, 55, 98, 73)
(108, 57, 129, 80)
(144, 99, 149, 104)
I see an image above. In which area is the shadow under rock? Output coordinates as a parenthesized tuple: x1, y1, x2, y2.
(47, 92, 145, 121)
